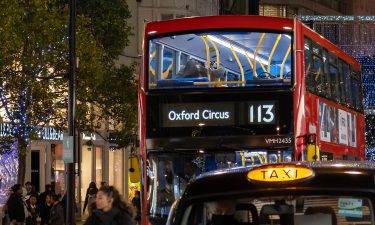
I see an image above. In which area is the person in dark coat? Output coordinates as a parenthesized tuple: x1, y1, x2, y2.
(131, 191, 141, 223)
(6, 184, 26, 225)
(40, 193, 53, 225)
(24, 181, 39, 203)
(39, 184, 52, 208)
(84, 186, 135, 225)
(83, 182, 98, 214)
(26, 194, 40, 225)
(49, 194, 64, 225)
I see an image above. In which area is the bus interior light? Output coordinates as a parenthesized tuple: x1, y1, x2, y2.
(283, 34, 292, 39)
(206, 35, 269, 65)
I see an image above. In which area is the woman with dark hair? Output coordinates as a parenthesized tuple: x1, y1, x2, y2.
(6, 184, 26, 225)
(84, 186, 135, 225)
(83, 182, 98, 214)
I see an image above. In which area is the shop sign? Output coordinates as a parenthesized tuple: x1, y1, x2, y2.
(0, 122, 63, 141)
(82, 133, 97, 141)
(63, 135, 74, 163)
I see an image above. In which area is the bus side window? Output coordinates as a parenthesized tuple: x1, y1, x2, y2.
(338, 60, 346, 104)
(304, 38, 314, 93)
(342, 63, 353, 108)
(328, 52, 339, 103)
(312, 56, 324, 96)
(356, 70, 364, 112)
(322, 49, 332, 99)
(351, 71, 362, 112)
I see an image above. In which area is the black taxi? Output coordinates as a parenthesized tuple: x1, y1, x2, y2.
(166, 161, 375, 225)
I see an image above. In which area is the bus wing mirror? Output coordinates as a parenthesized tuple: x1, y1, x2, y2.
(306, 134, 316, 144)
(307, 144, 320, 161)
(129, 154, 141, 183)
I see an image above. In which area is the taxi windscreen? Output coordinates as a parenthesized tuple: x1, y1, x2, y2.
(179, 196, 372, 225)
(148, 31, 292, 90)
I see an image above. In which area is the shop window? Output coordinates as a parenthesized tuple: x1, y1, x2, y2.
(95, 146, 103, 184)
(81, 145, 93, 202)
(52, 144, 65, 195)
(109, 149, 123, 192)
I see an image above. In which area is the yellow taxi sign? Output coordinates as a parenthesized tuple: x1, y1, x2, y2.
(247, 164, 314, 183)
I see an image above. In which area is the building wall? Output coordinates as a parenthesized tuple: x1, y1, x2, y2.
(117, 0, 220, 68)
(352, 0, 375, 15)
(260, 0, 345, 15)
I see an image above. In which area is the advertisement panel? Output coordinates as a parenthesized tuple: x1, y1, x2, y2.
(319, 100, 356, 147)
(338, 109, 348, 145)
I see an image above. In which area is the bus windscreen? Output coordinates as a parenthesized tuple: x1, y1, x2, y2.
(148, 31, 292, 90)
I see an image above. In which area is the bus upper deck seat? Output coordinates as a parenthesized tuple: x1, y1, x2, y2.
(156, 77, 210, 88)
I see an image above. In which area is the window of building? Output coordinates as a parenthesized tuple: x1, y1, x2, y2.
(220, 0, 248, 15)
(161, 13, 186, 21)
(259, 4, 286, 17)
(161, 14, 174, 21)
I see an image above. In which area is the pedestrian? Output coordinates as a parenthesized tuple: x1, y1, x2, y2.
(39, 184, 53, 208)
(26, 194, 39, 225)
(100, 181, 108, 188)
(59, 193, 78, 223)
(131, 191, 141, 224)
(40, 193, 53, 225)
(24, 182, 38, 204)
(25, 182, 38, 196)
(83, 182, 98, 215)
(49, 194, 64, 225)
(6, 184, 26, 225)
(84, 185, 135, 225)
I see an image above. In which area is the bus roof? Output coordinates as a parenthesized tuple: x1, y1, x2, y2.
(144, 15, 360, 69)
(145, 16, 294, 37)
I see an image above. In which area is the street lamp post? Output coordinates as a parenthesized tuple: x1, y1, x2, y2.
(67, 0, 77, 224)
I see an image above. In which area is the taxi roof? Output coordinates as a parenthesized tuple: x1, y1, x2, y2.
(184, 161, 375, 199)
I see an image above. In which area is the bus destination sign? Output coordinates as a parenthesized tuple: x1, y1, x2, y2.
(248, 101, 276, 125)
(162, 103, 235, 127)
(162, 101, 277, 127)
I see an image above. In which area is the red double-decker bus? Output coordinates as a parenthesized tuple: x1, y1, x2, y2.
(137, 16, 365, 225)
